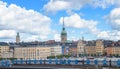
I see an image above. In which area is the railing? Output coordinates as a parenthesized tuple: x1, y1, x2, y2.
(0, 59, 120, 67)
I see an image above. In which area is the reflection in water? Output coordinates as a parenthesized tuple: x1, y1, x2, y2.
(102, 67, 109, 69)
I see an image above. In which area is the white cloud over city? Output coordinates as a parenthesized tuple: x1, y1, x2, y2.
(105, 8, 120, 30)
(97, 30, 120, 40)
(58, 12, 120, 40)
(0, 1, 52, 41)
(59, 13, 99, 36)
(0, 30, 16, 39)
(1, 0, 120, 42)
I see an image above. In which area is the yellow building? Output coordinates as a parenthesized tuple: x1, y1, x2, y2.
(95, 40, 104, 56)
(0, 45, 10, 58)
(14, 45, 62, 60)
(85, 46, 96, 56)
(113, 46, 120, 55)
(105, 46, 113, 56)
(14, 46, 51, 60)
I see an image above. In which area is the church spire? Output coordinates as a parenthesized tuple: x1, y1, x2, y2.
(61, 17, 67, 43)
(16, 32, 20, 43)
(62, 17, 65, 31)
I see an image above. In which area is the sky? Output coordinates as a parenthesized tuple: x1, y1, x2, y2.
(0, 0, 120, 42)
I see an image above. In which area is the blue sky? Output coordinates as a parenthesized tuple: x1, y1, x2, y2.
(0, 0, 120, 42)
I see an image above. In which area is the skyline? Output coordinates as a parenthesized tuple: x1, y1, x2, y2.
(0, 0, 120, 42)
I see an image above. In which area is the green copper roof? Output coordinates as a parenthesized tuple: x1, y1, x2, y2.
(61, 30, 67, 35)
(17, 32, 20, 37)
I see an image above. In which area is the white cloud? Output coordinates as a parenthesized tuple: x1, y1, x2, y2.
(59, 13, 99, 35)
(44, 0, 69, 12)
(43, 0, 120, 13)
(105, 8, 120, 30)
(59, 13, 120, 40)
(97, 30, 120, 40)
(24, 35, 39, 42)
(0, 30, 16, 39)
(0, 1, 52, 41)
(106, 0, 120, 7)
(54, 33, 60, 41)
(97, 31, 110, 38)
(92, 0, 114, 9)
(97, 3, 120, 40)
(68, 36, 79, 41)
(43, 0, 92, 13)
(59, 14, 84, 28)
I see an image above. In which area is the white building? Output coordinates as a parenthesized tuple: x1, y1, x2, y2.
(77, 38, 85, 57)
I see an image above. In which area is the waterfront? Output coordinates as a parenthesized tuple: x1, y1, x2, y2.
(0, 65, 120, 69)
(1, 58, 120, 69)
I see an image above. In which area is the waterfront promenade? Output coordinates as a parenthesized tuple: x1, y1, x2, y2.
(0, 58, 120, 69)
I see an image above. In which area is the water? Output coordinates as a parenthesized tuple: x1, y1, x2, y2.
(57, 68, 80, 69)
(102, 67, 109, 69)
(11, 66, 80, 69)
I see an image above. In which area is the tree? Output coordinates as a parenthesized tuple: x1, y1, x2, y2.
(113, 54, 115, 57)
(91, 54, 93, 57)
(94, 54, 96, 57)
(116, 54, 119, 57)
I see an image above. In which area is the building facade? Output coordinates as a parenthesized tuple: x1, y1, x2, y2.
(50, 45, 62, 56)
(14, 45, 62, 59)
(0, 45, 10, 58)
(14, 46, 51, 60)
(69, 47, 77, 57)
(105, 46, 113, 56)
(95, 40, 104, 56)
(77, 39, 85, 57)
(85, 46, 96, 56)
(106, 46, 120, 56)
(112, 46, 120, 55)
(1, 51, 13, 59)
